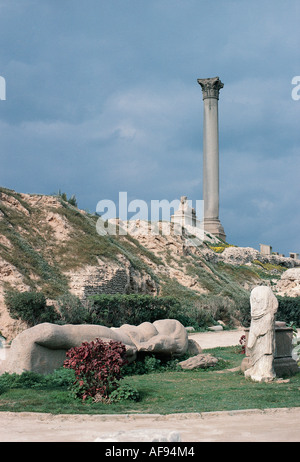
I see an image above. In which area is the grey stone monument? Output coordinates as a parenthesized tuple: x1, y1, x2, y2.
(197, 76, 226, 241)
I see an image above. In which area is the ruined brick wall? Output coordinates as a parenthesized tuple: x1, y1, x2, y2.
(67, 256, 158, 300)
(83, 267, 130, 298)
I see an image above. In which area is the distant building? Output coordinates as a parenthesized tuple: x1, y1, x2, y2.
(260, 244, 272, 255)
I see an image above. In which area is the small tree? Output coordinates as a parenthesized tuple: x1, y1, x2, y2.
(4, 290, 58, 326)
(63, 339, 128, 401)
(56, 190, 78, 207)
(57, 293, 89, 324)
(67, 194, 78, 207)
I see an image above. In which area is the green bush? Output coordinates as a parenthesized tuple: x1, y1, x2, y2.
(56, 190, 78, 207)
(44, 368, 76, 388)
(110, 383, 140, 402)
(88, 294, 184, 327)
(123, 354, 183, 376)
(56, 293, 90, 324)
(63, 293, 241, 330)
(4, 290, 59, 326)
(0, 368, 75, 391)
(277, 296, 300, 326)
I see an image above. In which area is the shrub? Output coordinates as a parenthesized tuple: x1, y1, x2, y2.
(109, 383, 140, 402)
(0, 373, 18, 390)
(0, 368, 75, 391)
(4, 290, 58, 326)
(0, 383, 7, 395)
(276, 296, 300, 326)
(239, 335, 246, 354)
(63, 339, 128, 401)
(123, 354, 183, 376)
(57, 293, 90, 324)
(88, 294, 183, 327)
(56, 190, 78, 207)
(44, 368, 75, 388)
(88, 293, 245, 330)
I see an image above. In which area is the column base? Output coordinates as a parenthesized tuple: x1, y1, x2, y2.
(203, 218, 226, 242)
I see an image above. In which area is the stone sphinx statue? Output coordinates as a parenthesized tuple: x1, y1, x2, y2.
(244, 286, 278, 382)
(1, 319, 189, 375)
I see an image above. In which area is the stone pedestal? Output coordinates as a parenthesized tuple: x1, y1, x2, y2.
(171, 196, 202, 229)
(197, 76, 226, 242)
(241, 323, 299, 377)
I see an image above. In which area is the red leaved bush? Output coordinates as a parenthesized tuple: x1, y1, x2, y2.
(239, 334, 246, 354)
(63, 338, 128, 401)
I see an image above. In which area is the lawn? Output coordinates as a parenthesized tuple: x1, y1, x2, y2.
(0, 346, 299, 415)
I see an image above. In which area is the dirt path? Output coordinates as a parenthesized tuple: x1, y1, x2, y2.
(0, 407, 300, 442)
(189, 327, 245, 349)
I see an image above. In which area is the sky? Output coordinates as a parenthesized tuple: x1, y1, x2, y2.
(0, 0, 299, 256)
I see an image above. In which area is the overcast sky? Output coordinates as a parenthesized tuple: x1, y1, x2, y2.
(0, 0, 299, 256)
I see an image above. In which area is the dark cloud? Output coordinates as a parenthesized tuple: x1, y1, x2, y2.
(0, 0, 299, 256)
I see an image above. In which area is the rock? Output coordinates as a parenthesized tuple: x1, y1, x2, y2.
(221, 247, 260, 265)
(187, 338, 202, 355)
(275, 268, 300, 297)
(208, 325, 223, 332)
(281, 268, 300, 281)
(178, 353, 218, 370)
(186, 326, 195, 332)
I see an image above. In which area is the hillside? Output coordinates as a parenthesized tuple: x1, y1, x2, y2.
(0, 187, 299, 340)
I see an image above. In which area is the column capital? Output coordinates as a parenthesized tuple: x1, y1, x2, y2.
(197, 76, 224, 100)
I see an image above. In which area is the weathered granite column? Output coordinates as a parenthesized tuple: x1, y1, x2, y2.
(197, 76, 226, 241)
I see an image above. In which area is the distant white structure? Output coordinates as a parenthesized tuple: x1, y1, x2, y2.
(260, 244, 272, 255)
(171, 196, 201, 228)
(171, 196, 205, 245)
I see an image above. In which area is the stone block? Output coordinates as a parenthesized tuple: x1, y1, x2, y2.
(208, 325, 223, 332)
(179, 353, 218, 370)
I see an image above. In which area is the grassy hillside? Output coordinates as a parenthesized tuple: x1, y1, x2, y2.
(0, 187, 294, 337)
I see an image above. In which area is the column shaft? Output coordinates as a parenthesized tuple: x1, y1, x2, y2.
(197, 76, 226, 241)
(203, 97, 219, 220)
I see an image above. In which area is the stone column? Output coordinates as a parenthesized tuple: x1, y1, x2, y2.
(197, 76, 226, 241)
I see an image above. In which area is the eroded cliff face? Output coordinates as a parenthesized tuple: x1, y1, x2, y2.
(0, 189, 159, 339)
(0, 187, 299, 341)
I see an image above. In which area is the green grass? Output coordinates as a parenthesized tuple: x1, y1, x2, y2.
(0, 347, 299, 415)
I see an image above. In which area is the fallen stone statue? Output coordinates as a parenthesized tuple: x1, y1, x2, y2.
(0, 319, 189, 375)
